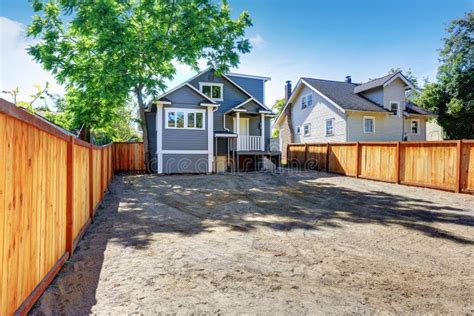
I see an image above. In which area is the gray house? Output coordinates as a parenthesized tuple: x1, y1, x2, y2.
(145, 68, 277, 174)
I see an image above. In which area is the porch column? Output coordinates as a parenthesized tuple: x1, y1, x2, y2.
(207, 106, 214, 173)
(236, 111, 240, 151)
(260, 113, 265, 151)
(156, 103, 163, 174)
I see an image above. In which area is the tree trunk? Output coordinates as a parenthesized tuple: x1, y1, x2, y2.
(136, 86, 151, 172)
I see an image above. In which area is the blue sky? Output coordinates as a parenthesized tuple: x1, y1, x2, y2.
(1, 0, 472, 106)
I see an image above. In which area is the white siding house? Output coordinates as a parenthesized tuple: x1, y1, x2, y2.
(274, 72, 434, 150)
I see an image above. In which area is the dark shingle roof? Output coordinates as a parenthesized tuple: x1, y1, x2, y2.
(301, 78, 389, 113)
(405, 102, 434, 116)
(352, 73, 398, 94)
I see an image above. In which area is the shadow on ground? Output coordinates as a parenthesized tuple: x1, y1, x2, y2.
(30, 171, 474, 314)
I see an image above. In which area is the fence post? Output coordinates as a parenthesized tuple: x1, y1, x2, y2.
(396, 141, 401, 184)
(89, 146, 94, 220)
(65, 136, 74, 255)
(286, 143, 290, 164)
(455, 140, 462, 193)
(304, 143, 308, 167)
(326, 143, 330, 172)
(101, 149, 105, 200)
(355, 142, 360, 178)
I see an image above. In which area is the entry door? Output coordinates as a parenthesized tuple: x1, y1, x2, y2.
(233, 117, 249, 136)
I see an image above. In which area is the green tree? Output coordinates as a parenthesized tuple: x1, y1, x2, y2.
(271, 98, 285, 137)
(416, 11, 474, 139)
(27, 0, 252, 169)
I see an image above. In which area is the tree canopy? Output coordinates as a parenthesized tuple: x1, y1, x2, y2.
(416, 11, 474, 139)
(28, 0, 253, 169)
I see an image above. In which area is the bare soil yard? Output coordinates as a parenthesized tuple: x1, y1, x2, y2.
(31, 172, 474, 314)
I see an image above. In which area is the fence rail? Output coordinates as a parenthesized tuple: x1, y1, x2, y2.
(0, 99, 144, 315)
(287, 140, 474, 194)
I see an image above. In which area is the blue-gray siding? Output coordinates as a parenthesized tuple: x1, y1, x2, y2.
(160, 86, 209, 151)
(227, 75, 264, 103)
(162, 154, 208, 173)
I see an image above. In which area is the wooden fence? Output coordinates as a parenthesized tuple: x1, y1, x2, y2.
(287, 140, 474, 194)
(0, 99, 140, 315)
(113, 142, 146, 173)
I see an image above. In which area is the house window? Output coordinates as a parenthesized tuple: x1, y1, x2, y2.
(199, 82, 223, 101)
(296, 126, 301, 135)
(166, 109, 205, 129)
(411, 119, 420, 135)
(325, 118, 335, 136)
(363, 116, 375, 133)
(303, 123, 311, 137)
(390, 101, 399, 116)
(301, 94, 313, 109)
(301, 96, 307, 109)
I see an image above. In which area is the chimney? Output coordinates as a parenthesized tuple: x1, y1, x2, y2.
(345, 76, 352, 83)
(285, 80, 292, 101)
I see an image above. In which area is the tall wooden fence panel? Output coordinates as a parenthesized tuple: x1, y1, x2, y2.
(287, 140, 474, 194)
(0, 99, 116, 315)
(328, 143, 357, 176)
(359, 142, 398, 183)
(72, 142, 91, 242)
(114, 142, 145, 172)
(461, 141, 474, 193)
(400, 142, 458, 191)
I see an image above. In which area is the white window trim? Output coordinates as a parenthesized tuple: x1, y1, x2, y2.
(301, 93, 313, 109)
(363, 116, 375, 133)
(410, 119, 420, 135)
(303, 123, 311, 137)
(325, 118, 335, 136)
(390, 101, 400, 116)
(165, 108, 206, 130)
(199, 82, 224, 101)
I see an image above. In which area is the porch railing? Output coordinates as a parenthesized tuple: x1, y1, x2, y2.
(237, 135, 262, 151)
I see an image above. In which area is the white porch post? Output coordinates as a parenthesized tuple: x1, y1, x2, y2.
(156, 103, 163, 174)
(236, 111, 240, 151)
(260, 113, 265, 151)
(207, 106, 214, 173)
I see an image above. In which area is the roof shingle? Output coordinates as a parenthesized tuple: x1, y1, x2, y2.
(301, 78, 389, 113)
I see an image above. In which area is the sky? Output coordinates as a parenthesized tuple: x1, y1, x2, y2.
(0, 0, 472, 107)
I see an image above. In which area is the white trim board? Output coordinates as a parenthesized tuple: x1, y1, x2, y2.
(162, 150, 209, 154)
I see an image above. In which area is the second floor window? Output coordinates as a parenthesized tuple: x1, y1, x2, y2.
(325, 118, 335, 136)
(390, 101, 399, 116)
(200, 83, 223, 101)
(301, 94, 313, 109)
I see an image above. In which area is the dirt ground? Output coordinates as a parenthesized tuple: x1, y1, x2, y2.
(31, 171, 474, 314)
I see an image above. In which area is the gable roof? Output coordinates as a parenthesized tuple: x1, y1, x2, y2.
(274, 78, 389, 127)
(353, 71, 415, 94)
(153, 67, 271, 112)
(156, 82, 217, 105)
(301, 78, 388, 113)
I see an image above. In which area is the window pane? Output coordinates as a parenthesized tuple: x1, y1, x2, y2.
(176, 112, 184, 128)
(365, 118, 374, 132)
(211, 86, 221, 99)
(167, 112, 176, 127)
(202, 85, 211, 97)
(187, 112, 195, 128)
(196, 112, 203, 128)
(411, 121, 418, 133)
(301, 96, 306, 108)
(391, 103, 398, 115)
(308, 95, 313, 106)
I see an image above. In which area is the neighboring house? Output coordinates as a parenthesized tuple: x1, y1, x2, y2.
(273, 72, 435, 160)
(145, 68, 277, 174)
